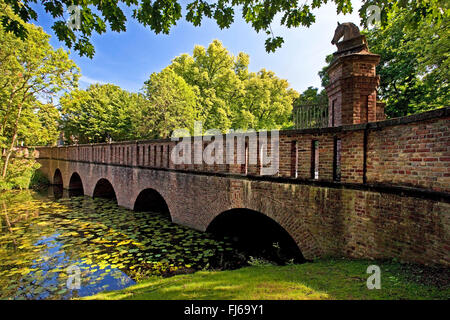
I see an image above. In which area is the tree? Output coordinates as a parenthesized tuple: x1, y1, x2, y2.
(364, 6, 449, 117)
(237, 69, 298, 130)
(60, 83, 145, 143)
(167, 40, 297, 132)
(13, 100, 61, 146)
(170, 40, 247, 131)
(1, 0, 358, 57)
(295, 86, 328, 107)
(138, 68, 197, 139)
(59, 40, 297, 142)
(0, 8, 79, 178)
(358, 0, 448, 30)
(318, 54, 334, 89)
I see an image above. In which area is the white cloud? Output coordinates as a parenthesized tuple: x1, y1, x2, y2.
(79, 75, 106, 85)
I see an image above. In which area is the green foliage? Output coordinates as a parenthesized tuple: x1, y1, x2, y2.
(60, 40, 296, 140)
(295, 86, 328, 106)
(13, 101, 61, 147)
(359, 0, 449, 30)
(139, 68, 197, 139)
(365, 6, 450, 117)
(164, 40, 298, 133)
(170, 40, 248, 131)
(29, 168, 49, 189)
(318, 1, 449, 118)
(318, 54, 334, 88)
(247, 256, 274, 267)
(1, 0, 357, 57)
(0, 158, 40, 190)
(60, 84, 145, 143)
(236, 69, 298, 130)
(0, 8, 79, 179)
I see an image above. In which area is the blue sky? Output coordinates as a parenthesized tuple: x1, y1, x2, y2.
(31, 1, 363, 94)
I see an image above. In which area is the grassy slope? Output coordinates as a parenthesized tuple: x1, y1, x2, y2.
(84, 259, 449, 300)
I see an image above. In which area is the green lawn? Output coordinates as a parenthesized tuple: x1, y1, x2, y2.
(84, 259, 449, 300)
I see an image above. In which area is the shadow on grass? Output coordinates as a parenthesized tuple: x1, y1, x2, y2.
(85, 259, 450, 300)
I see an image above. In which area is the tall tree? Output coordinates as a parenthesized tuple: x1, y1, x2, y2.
(170, 40, 247, 131)
(0, 8, 79, 178)
(13, 100, 61, 146)
(139, 68, 198, 139)
(167, 40, 297, 132)
(365, 6, 449, 117)
(60, 83, 145, 143)
(295, 86, 328, 107)
(237, 69, 298, 130)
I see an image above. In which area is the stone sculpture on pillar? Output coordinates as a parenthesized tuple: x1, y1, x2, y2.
(326, 22, 385, 127)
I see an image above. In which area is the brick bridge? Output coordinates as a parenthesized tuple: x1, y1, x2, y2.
(34, 35, 449, 266)
(34, 107, 450, 266)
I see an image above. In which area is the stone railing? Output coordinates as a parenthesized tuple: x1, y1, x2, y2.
(35, 107, 450, 194)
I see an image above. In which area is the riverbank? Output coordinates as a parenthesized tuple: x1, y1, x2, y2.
(84, 258, 449, 300)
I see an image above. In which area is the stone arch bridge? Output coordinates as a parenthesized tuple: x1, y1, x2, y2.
(33, 108, 450, 266)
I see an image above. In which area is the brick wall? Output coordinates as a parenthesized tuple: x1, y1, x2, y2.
(33, 108, 450, 266)
(36, 158, 450, 266)
(367, 115, 450, 192)
(35, 107, 450, 193)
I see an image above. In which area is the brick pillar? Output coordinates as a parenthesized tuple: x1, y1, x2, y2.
(326, 35, 384, 126)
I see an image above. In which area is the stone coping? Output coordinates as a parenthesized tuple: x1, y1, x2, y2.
(31, 107, 449, 148)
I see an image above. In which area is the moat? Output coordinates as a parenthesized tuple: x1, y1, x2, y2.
(0, 187, 300, 300)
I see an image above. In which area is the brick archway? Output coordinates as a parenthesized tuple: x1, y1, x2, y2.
(69, 172, 84, 191)
(206, 208, 306, 262)
(93, 178, 117, 200)
(53, 169, 63, 186)
(133, 188, 171, 220)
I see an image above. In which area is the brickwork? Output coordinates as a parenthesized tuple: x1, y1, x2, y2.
(366, 116, 450, 192)
(326, 51, 384, 126)
(36, 157, 449, 266)
(36, 108, 450, 192)
(33, 107, 450, 266)
(27, 29, 450, 266)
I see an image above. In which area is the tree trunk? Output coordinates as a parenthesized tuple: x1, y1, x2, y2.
(0, 85, 18, 137)
(2, 103, 22, 178)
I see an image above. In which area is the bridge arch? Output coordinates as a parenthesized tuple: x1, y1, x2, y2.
(206, 208, 305, 264)
(69, 172, 84, 196)
(93, 178, 117, 201)
(133, 188, 171, 220)
(53, 169, 63, 186)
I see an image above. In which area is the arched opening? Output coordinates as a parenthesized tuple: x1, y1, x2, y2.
(68, 172, 84, 197)
(93, 178, 117, 201)
(53, 169, 63, 186)
(133, 188, 171, 220)
(52, 169, 63, 199)
(206, 209, 305, 265)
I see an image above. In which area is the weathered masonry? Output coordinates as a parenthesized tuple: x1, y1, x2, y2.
(33, 25, 449, 266)
(35, 107, 450, 266)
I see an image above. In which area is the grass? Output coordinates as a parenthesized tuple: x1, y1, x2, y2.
(83, 258, 449, 300)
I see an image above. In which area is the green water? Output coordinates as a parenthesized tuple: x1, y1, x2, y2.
(0, 188, 239, 300)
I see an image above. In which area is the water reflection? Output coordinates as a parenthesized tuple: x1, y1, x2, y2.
(0, 188, 237, 300)
(50, 185, 84, 200)
(52, 185, 63, 199)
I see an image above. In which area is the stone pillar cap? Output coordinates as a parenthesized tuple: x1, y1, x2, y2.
(335, 35, 368, 54)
